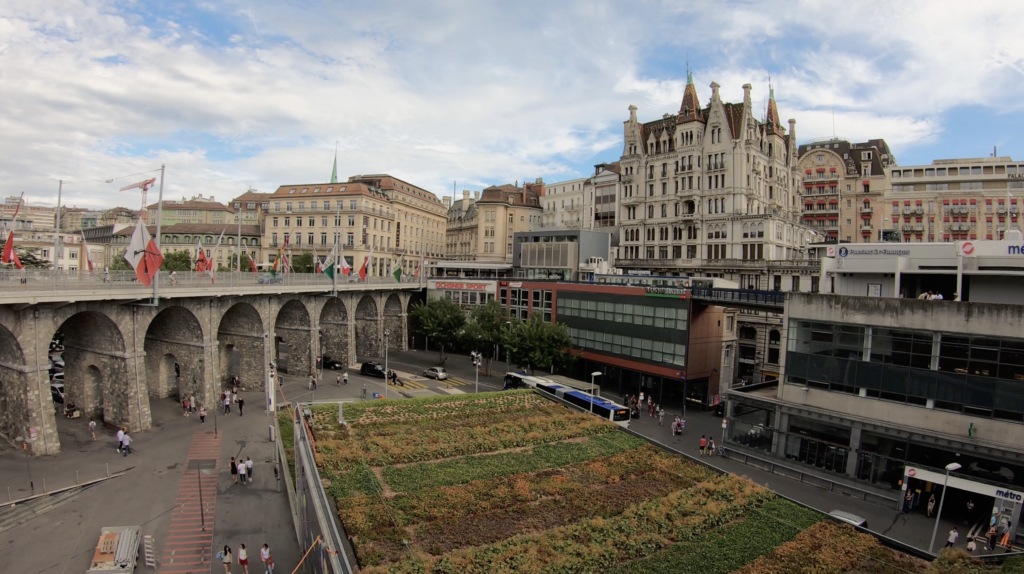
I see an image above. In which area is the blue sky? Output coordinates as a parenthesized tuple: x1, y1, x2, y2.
(2, 0, 1023, 209)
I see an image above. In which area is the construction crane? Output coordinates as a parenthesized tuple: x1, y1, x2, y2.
(120, 178, 157, 223)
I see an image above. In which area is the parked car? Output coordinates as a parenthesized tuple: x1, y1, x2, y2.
(360, 362, 386, 378)
(969, 461, 1015, 483)
(257, 273, 283, 284)
(322, 357, 346, 370)
(51, 372, 65, 384)
(422, 367, 448, 380)
(829, 510, 867, 528)
(49, 357, 65, 369)
(51, 383, 65, 404)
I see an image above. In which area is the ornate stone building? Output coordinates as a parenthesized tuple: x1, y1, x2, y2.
(444, 180, 545, 263)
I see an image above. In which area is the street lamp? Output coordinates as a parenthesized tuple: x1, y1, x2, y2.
(383, 329, 390, 400)
(471, 351, 481, 394)
(504, 321, 513, 373)
(590, 372, 602, 414)
(14, 435, 33, 493)
(928, 462, 962, 554)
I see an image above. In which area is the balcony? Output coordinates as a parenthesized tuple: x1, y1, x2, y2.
(861, 222, 873, 230)
(860, 206, 873, 213)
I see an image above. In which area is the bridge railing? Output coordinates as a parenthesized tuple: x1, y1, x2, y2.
(689, 287, 786, 307)
(0, 269, 422, 292)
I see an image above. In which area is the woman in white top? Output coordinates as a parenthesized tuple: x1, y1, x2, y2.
(237, 544, 249, 574)
(221, 545, 232, 574)
(237, 460, 247, 484)
(260, 544, 273, 574)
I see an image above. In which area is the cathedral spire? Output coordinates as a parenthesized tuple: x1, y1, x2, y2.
(330, 143, 338, 184)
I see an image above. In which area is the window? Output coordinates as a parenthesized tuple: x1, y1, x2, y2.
(272, 217, 278, 227)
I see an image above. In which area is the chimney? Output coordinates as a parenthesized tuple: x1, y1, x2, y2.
(473, 190, 479, 200)
(443, 196, 451, 209)
(788, 119, 797, 164)
(710, 81, 720, 101)
(742, 83, 752, 107)
(628, 104, 637, 123)
(462, 190, 469, 201)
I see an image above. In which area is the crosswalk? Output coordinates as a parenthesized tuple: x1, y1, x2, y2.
(387, 374, 474, 389)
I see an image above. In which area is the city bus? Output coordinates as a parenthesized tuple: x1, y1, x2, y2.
(528, 380, 630, 427)
(503, 372, 554, 390)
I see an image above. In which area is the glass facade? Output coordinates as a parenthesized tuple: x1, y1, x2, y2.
(558, 294, 688, 368)
(786, 320, 1024, 421)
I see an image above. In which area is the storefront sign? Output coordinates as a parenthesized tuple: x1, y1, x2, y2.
(903, 466, 1023, 500)
(839, 247, 911, 257)
(644, 287, 690, 298)
(627, 270, 652, 276)
(434, 282, 488, 290)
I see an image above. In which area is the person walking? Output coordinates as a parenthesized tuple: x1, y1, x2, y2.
(260, 544, 273, 574)
(238, 460, 247, 485)
(169, 270, 178, 286)
(708, 438, 716, 455)
(944, 527, 959, 548)
(189, 393, 196, 413)
(927, 494, 936, 517)
(182, 397, 190, 417)
(246, 457, 253, 483)
(230, 457, 238, 484)
(220, 545, 233, 574)
(965, 499, 975, 526)
(309, 375, 317, 390)
(988, 525, 998, 550)
(232, 384, 239, 403)
(658, 409, 665, 426)
(238, 544, 249, 574)
(116, 427, 125, 454)
(199, 404, 207, 424)
(88, 419, 96, 440)
(120, 432, 131, 456)
(238, 396, 245, 416)
(639, 391, 644, 405)
(336, 374, 341, 386)
(223, 393, 231, 415)
(699, 435, 707, 456)
(343, 372, 348, 385)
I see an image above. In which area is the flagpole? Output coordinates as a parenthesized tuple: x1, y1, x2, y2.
(334, 196, 341, 294)
(52, 180, 62, 288)
(154, 164, 165, 301)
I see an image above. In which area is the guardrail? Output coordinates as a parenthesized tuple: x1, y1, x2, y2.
(0, 269, 423, 296)
(689, 287, 786, 307)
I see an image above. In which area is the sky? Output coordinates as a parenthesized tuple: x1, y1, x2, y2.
(3, 0, 1024, 211)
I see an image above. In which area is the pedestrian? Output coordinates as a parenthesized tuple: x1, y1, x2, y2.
(927, 494, 936, 517)
(88, 419, 96, 440)
(639, 391, 644, 405)
(967, 539, 977, 553)
(103, 266, 110, 282)
(336, 374, 341, 386)
(220, 545, 233, 574)
(1001, 527, 1011, 549)
(116, 426, 125, 453)
(199, 405, 207, 424)
(647, 395, 652, 410)
(183, 397, 190, 417)
(658, 409, 665, 426)
(238, 460, 247, 484)
(309, 375, 317, 390)
(169, 270, 178, 286)
(246, 457, 253, 483)
(260, 544, 273, 574)
(231, 457, 238, 484)
(988, 525, 998, 550)
(699, 435, 707, 456)
(945, 527, 958, 548)
(965, 499, 974, 525)
(680, 418, 686, 434)
(189, 393, 196, 413)
(238, 544, 249, 574)
(232, 385, 239, 404)
(238, 396, 245, 416)
(708, 438, 716, 455)
(343, 372, 348, 385)
(223, 393, 231, 415)
(918, 291, 930, 300)
(120, 432, 131, 456)
(932, 292, 944, 300)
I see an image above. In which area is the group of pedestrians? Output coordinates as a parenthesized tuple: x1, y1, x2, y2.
(114, 426, 131, 456)
(219, 543, 273, 574)
(698, 434, 716, 456)
(230, 456, 256, 485)
(221, 385, 244, 416)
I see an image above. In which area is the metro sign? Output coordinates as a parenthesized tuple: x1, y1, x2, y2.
(961, 242, 974, 255)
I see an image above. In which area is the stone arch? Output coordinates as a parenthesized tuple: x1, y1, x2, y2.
(144, 306, 204, 401)
(355, 295, 379, 359)
(406, 290, 426, 349)
(383, 294, 404, 352)
(53, 310, 133, 429)
(218, 302, 266, 390)
(0, 323, 30, 451)
(275, 299, 312, 376)
(319, 298, 349, 369)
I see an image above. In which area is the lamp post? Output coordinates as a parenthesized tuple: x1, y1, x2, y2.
(14, 435, 34, 493)
(504, 321, 513, 373)
(383, 329, 390, 400)
(928, 462, 962, 554)
(590, 372, 602, 414)
(471, 351, 481, 394)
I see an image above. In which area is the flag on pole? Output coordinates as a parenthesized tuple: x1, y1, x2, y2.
(392, 263, 402, 282)
(1, 192, 25, 270)
(125, 218, 163, 287)
(414, 249, 425, 279)
(80, 232, 94, 271)
(209, 230, 225, 283)
(338, 241, 352, 275)
(358, 243, 375, 281)
(271, 236, 289, 277)
(313, 247, 322, 273)
(250, 255, 257, 273)
(321, 243, 337, 280)
(195, 238, 208, 273)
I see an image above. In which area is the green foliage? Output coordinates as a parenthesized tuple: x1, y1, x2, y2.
(383, 431, 645, 492)
(409, 297, 467, 362)
(925, 548, 1000, 574)
(276, 410, 296, 481)
(504, 316, 577, 373)
(461, 300, 509, 375)
(1003, 556, 1024, 574)
(13, 247, 51, 269)
(290, 252, 316, 273)
(220, 252, 254, 271)
(160, 249, 194, 271)
(108, 248, 132, 270)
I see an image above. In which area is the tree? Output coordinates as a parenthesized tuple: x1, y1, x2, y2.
(9, 247, 50, 269)
(161, 250, 193, 271)
(290, 252, 316, 273)
(505, 316, 577, 374)
(222, 252, 254, 272)
(409, 297, 466, 364)
(462, 300, 510, 376)
(108, 248, 132, 271)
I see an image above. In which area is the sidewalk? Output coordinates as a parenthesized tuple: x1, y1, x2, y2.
(0, 393, 301, 574)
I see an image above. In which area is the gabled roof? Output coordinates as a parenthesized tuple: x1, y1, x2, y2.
(723, 102, 746, 140)
(677, 76, 703, 125)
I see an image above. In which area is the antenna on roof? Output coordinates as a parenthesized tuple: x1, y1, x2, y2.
(832, 106, 836, 139)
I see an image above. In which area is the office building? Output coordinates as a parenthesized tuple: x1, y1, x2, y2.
(443, 180, 545, 264)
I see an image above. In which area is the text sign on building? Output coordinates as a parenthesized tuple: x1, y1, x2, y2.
(434, 282, 488, 290)
(903, 466, 1024, 501)
(644, 287, 691, 299)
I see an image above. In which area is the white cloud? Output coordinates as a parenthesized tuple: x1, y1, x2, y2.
(0, 0, 1022, 211)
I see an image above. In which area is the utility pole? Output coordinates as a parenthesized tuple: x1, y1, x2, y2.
(52, 180, 62, 285)
(383, 329, 390, 399)
(471, 351, 481, 394)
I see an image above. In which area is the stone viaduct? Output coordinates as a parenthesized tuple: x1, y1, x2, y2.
(0, 283, 422, 455)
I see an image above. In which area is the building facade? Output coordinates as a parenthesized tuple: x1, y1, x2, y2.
(265, 174, 445, 276)
(1, 195, 57, 231)
(887, 155, 1024, 242)
(512, 230, 612, 280)
(111, 224, 263, 270)
(444, 180, 545, 264)
(147, 195, 234, 226)
(230, 189, 272, 229)
(796, 139, 893, 243)
(541, 177, 587, 229)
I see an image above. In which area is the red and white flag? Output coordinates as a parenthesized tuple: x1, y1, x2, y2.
(358, 242, 375, 281)
(80, 232, 94, 272)
(195, 238, 208, 273)
(1, 192, 24, 270)
(125, 219, 163, 287)
(209, 230, 225, 283)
